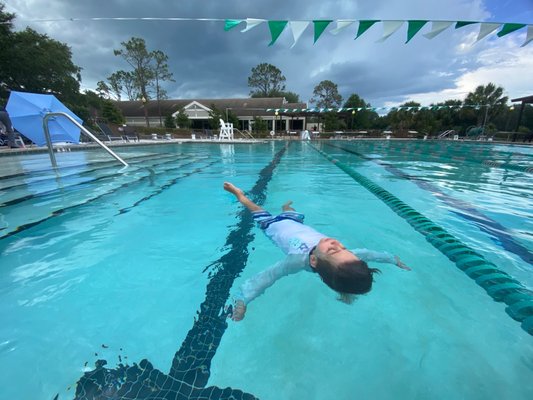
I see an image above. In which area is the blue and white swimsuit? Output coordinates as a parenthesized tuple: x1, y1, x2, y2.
(234, 211, 397, 305)
(252, 210, 325, 255)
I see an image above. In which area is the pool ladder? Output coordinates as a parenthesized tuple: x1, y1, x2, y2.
(43, 112, 128, 168)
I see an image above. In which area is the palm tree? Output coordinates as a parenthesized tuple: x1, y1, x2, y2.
(464, 83, 508, 126)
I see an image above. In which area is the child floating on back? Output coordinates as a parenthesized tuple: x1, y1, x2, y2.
(223, 182, 410, 321)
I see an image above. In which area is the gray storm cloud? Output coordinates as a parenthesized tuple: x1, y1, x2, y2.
(6, 0, 532, 106)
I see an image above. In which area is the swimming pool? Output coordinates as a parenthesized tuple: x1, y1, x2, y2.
(1, 140, 532, 399)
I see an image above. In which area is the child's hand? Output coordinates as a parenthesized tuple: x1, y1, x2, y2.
(394, 256, 411, 271)
(231, 300, 247, 321)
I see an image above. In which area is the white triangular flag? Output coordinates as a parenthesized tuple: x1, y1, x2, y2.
(521, 25, 533, 47)
(423, 21, 453, 39)
(476, 22, 500, 42)
(289, 21, 309, 48)
(241, 18, 265, 33)
(330, 19, 355, 35)
(377, 20, 404, 42)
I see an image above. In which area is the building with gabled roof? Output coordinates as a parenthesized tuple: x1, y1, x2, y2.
(114, 97, 308, 132)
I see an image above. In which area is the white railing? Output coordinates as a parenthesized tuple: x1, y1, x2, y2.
(234, 128, 255, 140)
(43, 112, 129, 168)
(438, 130, 456, 139)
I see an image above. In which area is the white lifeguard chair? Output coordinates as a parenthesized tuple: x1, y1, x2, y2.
(219, 118, 234, 140)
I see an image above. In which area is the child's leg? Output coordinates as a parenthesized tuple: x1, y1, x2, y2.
(223, 182, 263, 212)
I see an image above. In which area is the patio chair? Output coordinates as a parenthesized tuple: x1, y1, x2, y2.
(96, 121, 123, 142)
(122, 125, 139, 142)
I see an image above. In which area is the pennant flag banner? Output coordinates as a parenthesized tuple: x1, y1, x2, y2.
(268, 20, 288, 46)
(264, 104, 490, 113)
(13, 17, 531, 47)
(241, 18, 265, 33)
(476, 23, 500, 42)
(423, 21, 453, 39)
(222, 18, 530, 46)
(289, 21, 309, 48)
(330, 20, 355, 35)
(522, 25, 533, 47)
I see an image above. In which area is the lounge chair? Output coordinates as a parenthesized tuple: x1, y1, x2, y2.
(122, 125, 139, 142)
(97, 121, 123, 142)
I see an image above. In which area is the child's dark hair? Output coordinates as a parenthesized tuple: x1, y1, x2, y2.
(314, 257, 381, 302)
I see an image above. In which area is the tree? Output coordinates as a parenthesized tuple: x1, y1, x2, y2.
(152, 50, 175, 126)
(343, 93, 378, 129)
(116, 71, 138, 100)
(175, 108, 190, 129)
(323, 112, 343, 131)
(252, 117, 268, 132)
(248, 63, 286, 97)
(310, 80, 342, 108)
(102, 100, 124, 124)
(164, 114, 176, 128)
(1, 26, 81, 105)
(281, 91, 300, 103)
(96, 81, 112, 99)
(386, 101, 420, 132)
(114, 37, 154, 125)
(226, 109, 239, 127)
(208, 104, 224, 130)
(464, 83, 508, 126)
(0, 3, 15, 100)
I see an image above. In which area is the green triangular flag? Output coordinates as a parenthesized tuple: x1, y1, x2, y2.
(455, 21, 476, 29)
(224, 19, 242, 31)
(406, 20, 428, 43)
(313, 20, 332, 43)
(268, 20, 288, 45)
(355, 20, 380, 39)
(497, 23, 526, 37)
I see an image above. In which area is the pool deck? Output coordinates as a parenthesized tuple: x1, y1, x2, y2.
(0, 137, 530, 157)
(0, 138, 268, 156)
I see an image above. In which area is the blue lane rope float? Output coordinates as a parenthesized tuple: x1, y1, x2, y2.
(309, 143, 533, 336)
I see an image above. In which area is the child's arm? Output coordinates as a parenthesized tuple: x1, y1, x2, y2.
(352, 248, 411, 270)
(231, 254, 307, 321)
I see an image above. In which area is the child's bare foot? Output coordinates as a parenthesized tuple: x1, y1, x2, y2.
(282, 200, 295, 212)
(223, 182, 243, 197)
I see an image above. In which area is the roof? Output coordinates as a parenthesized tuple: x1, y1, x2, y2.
(511, 95, 533, 103)
(114, 97, 307, 117)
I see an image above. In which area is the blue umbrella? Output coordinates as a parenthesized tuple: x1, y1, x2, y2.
(6, 91, 83, 146)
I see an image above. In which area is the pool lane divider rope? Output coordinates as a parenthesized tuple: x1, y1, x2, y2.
(327, 142, 533, 266)
(345, 140, 533, 174)
(309, 143, 533, 336)
(73, 144, 289, 399)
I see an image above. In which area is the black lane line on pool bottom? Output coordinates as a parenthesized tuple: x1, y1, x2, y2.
(71, 144, 288, 400)
(327, 143, 533, 266)
(0, 156, 210, 242)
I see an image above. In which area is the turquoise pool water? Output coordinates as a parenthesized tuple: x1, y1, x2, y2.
(0, 141, 532, 400)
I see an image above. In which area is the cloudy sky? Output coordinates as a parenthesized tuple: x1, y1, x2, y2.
(5, 0, 533, 107)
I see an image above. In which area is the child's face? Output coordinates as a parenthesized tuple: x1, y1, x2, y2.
(313, 238, 359, 265)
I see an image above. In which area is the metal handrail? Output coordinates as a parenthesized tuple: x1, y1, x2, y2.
(234, 128, 255, 140)
(43, 112, 128, 168)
